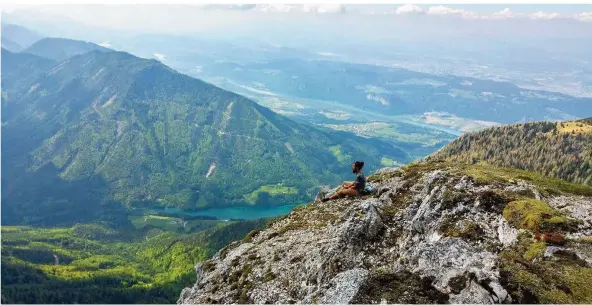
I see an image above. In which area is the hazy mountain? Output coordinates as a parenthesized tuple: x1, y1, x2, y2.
(192, 58, 592, 123)
(1, 23, 43, 49)
(1, 47, 407, 226)
(1, 37, 23, 52)
(22, 37, 111, 61)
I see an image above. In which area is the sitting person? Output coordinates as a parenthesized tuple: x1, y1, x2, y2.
(322, 161, 365, 202)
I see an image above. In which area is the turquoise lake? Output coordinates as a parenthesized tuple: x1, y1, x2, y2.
(144, 203, 306, 220)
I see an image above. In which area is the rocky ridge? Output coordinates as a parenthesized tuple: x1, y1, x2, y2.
(178, 162, 592, 304)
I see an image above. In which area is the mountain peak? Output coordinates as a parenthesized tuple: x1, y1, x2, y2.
(1, 47, 407, 226)
(22, 37, 112, 61)
(179, 161, 592, 304)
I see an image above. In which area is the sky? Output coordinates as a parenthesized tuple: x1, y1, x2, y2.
(3, 4, 592, 33)
(2, 4, 591, 57)
(1, 3, 591, 97)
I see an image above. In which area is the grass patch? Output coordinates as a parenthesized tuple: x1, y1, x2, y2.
(263, 268, 276, 282)
(523, 242, 546, 261)
(397, 161, 592, 197)
(128, 215, 183, 231)
(243, 230, 260, 243)
(243, 184, 298, 204)
(557, 121, 592, 134)
(502, 199, 572, 232)
(457, 163, 592, 197)
(380, 157, 400, 167)
(500, 234, 592, 304)
(441, 220, 484, 241)
(329, 145, 351, 163)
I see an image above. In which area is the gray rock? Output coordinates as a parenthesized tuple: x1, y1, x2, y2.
(545, 246, 565, 258)
(449, 280, 495, 304)
(340, 200, 384, 246)
(375, 167, 400, 175)
(178, 167, 592, 305)
(496, 217, 518, 247)
(321, 268, 369, 304)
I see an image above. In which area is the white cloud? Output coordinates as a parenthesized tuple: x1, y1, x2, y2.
(153, 53, 166, 61)
(98, 42, 111, 47)
(317, 52, 339, 57)
(200, 4, 256, 11)
(530, 11, 562, 20)
(490, 8, 514, 20)
(256, 4, 345, 14)
(426, 5, 479, 19)
(376, 5, 589, 22)
(395, 4, 424, 15)
(574, 12, 592, 22)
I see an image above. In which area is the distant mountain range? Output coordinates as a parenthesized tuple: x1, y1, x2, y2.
(1, 39, 407, 227)
(1, 23, 43, 52)
(21, 37, 111, 61)
(191, 58, 592, 124)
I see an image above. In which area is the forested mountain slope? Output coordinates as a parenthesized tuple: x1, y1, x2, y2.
(1, 219, 268, 303)
(1, 47, 407, 226)
(430, 119, 592, 185)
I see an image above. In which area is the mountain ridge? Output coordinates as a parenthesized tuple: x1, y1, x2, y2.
(22, 37, 112, 61)
(1, 47, 408, 227)
(1, 23, 43, 49)
(178, 161, 592, 304)
(429, 118, 592, 185)
(178, 119, 592, 304)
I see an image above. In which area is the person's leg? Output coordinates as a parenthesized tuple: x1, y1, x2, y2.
(329, 188, 359, 200)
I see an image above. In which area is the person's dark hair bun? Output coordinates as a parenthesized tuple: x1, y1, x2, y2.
(354, 161, 364, 169)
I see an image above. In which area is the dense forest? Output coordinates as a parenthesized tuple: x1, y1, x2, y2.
(1, 220, 268, 303)
(430, 119, 592, 185)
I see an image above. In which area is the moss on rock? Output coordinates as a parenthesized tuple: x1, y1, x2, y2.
(523, 242, 546, 261)
(499, 233, 592, 304)
(503, 199, 571, 232)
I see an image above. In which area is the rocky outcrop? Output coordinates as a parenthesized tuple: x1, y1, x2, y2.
(178, 162, 592, 304)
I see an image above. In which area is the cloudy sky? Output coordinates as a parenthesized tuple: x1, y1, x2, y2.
(3, 4, 591, 56)
(4, 4, 592, 32)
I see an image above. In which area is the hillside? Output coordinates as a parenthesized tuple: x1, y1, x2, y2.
(1, 219, 268, 303)
(1, 48, 56, 99)
(1, 48, 407, 227)
(429, 119, 592, 185)
(179, 162, 592, 304)
(22, 37, 111, 61)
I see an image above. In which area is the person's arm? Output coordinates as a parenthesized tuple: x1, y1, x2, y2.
(352, 174, 361, 189)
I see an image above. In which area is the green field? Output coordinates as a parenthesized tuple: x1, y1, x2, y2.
(129, 215, 223, 233)
(329, 145, 351, 163)
(244, 184, 299, 204)
(380, 157, 403, 167)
